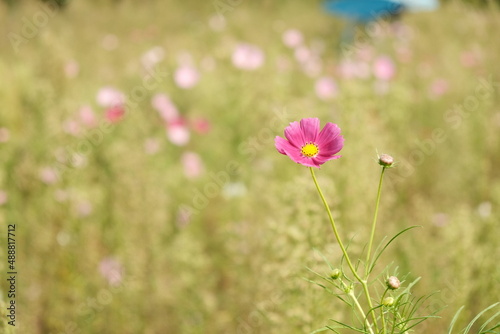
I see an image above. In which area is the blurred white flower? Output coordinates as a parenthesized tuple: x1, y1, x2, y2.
(232, 43, 265, 70)
(56, 231, 71, 246)
(174, 65, 200, 89)
(167, 121, 190, 146)
(477, 201, 492, 218)
(96, 86, 125, 108)
(223, 182, 247, 199)
(282, 29, 303, 48)
(181, 152, 204, 179)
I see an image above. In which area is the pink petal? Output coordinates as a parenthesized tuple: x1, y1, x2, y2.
(316, 123, 342, 151)
(313, 154, 342, 165)
(275, 136, 295, 155)
(284, 121, 305, 148)
(299, 118, 320, 142)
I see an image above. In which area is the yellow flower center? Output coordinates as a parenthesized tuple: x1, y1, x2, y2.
(301, 143, 319, 157)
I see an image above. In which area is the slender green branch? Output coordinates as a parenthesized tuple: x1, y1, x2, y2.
(380, 288, 390, 334)
(309, 167, 379, 334)
(365, 167, 386, 277)
(348, 290, 375, 334)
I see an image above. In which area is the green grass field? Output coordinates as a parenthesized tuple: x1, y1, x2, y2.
(1, 1, 500, 333)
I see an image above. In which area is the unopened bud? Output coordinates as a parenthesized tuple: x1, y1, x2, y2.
(386, 276, 401, 290)
(379, 154, 394, 167)
(330, 269, 341, 280)
(382, 296, 395, 307)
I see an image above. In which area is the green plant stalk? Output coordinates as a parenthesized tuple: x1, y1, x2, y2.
(380, 288, 390, 334)
(348, 290, 375, 334)
(365, 167, 386, 277)
(309, 167, 378, 334)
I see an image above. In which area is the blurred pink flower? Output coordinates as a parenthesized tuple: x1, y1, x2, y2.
(76, 200, 93, 217)
(181, 152, 204, 179)
(432, 213, 449, 227)
(101, 34, 119, 51)
(191, 117, 211, 134)
(460, 51, 479, 68)
(302, 58, 322, 77)
(232, 43, 265, 70)
(64, 60, 79, 78)
(282, 29, 303, 48)
(151, 93, 179, 122)
(144, 138, 161, 155)
(315, 77, 338, 100)
(167, 120, 190, 146)
(40, 167, 59, 185)
(97, 87, 125, 108)
(338, 60, 370, 79)
(174, 65, 200, 89)
(0, 128, 10, 143)
(99, 257, 123, 286)
(294, 45, 312, 64)
(105, 106, 126, 123)
(0, 190, 7, 206)
(429, 79, 449, 97)
(79, 106, 97, 127)
(396, 46, 412, 63)
(373, 56, 396, 81)
(63, 119, 81, 136)
(275, 118, 344, 168)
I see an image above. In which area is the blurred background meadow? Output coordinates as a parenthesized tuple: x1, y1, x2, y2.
(1, 0, 500, 333)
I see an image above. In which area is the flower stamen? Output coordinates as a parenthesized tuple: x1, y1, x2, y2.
(301, 143, 319, 157)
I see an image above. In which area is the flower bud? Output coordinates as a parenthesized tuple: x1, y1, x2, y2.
(330, 268, 341, 280)
(382, 296, 395, 307)
(386, 276, 401, 290)
(379, 154, 394, 167)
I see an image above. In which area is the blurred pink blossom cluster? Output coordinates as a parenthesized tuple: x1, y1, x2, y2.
(232, 43, 265, 70)
(99, 257, 124, 286)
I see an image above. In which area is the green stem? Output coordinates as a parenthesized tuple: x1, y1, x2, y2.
(380, 289, 389, 334)
(348, 290, 375, 334)
(309, 167, 379, 334)
(365, 167, 386, 277)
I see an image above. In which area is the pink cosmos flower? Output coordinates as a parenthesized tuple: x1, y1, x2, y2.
(105, 105, 126, 123)
(97, 87, 125, 108)
(166, 120, 190, 146)
(275, 118, 344, 168)
(282, 29, 303, 48)
(373, 56, 395, 81)
(315, 77, 338, 100)
(174, 65, 200, 89)
(181, 151, 204, 179)
(79, 106, 97, 127)
(191, 117, 211, 134)
(151, 93, 179, 122)
(232, 43, 265, 70)
(99, 257, 123, 286)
